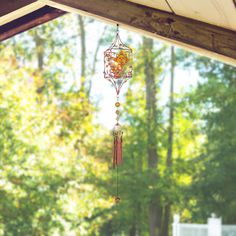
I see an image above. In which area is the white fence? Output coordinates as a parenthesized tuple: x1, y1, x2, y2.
(173, 214, 236, 236)
(222, 226, 236, 236)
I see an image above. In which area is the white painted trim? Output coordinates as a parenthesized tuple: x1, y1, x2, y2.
(38, 0, 105, 18)
(0, 1, 46, 26)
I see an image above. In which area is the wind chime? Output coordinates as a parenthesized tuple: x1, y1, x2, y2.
(104, 24, 133, 203)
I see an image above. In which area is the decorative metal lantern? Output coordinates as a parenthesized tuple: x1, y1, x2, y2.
(103, 24, 133, 203)
(104, 24, 133, 95)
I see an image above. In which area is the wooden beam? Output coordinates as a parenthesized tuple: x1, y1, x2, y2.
(0, 1, 46, 26)
(0, 6, 66, 41)
(0, 0, 35, 16)
(233, 0, 236, 8)
(41, 0, 236, 66)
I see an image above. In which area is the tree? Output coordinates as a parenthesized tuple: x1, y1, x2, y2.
(143, 36, 161, 236)
(161, 46, 175, 236)
(0, 14, 112, 236)
(188, 58, 236, 223)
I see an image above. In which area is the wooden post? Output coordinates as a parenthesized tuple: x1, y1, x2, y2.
(172, 214, 180, 236)
(208, 214, 222, 236)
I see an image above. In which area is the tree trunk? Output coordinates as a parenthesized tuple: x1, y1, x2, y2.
(87, 25, 107, 96)
(143, 37, 157, 169)
(166, 46, 175, 168)
(162, 203, 171, 236)
(102, 221, 113, 236)
(143, 36, 161, 236)
(162, 46, 175, 236)
(78, 15, 86, 91)
(33, 29, 45, 95)
(34, 30, 44, 71)
(129, 224, 136, 236)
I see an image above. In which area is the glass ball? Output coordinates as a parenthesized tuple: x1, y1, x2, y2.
(115, 102, 120, 107)
(114, 196, 121, 204)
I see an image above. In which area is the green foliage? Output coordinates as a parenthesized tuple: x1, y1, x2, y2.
(0, 16, 111, 236)
(187, 60, 236, 223)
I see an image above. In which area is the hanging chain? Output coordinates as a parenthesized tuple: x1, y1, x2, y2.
(115, 95, 120, 125)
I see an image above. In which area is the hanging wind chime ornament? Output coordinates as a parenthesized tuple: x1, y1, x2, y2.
(104, 24, 133, 204)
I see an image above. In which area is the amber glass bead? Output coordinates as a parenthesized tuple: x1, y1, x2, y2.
(115, 102, 120, 107)
(114, 196, 121, 204)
